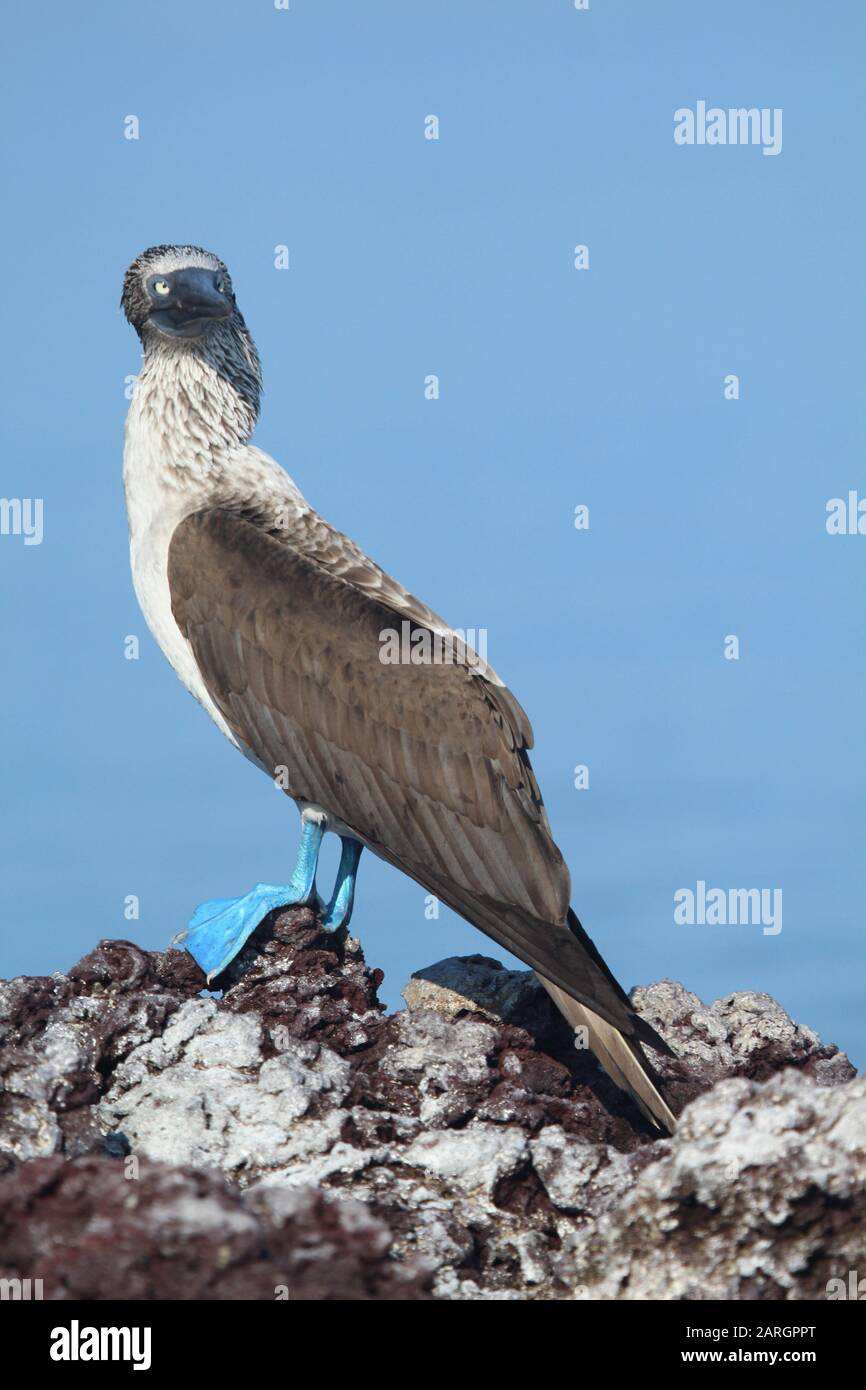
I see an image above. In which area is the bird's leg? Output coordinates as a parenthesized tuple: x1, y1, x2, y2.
(320, 837, 363, 933)
(287, 807, 329, 902)
(174, 808, 327, 982)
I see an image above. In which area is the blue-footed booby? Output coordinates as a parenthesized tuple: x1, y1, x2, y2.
(121, 244, 677, 1133)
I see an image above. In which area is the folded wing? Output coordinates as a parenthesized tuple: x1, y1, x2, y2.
(167, 506, 663, 1046)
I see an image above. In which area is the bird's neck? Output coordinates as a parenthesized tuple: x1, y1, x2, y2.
(127, 322, 262, 480)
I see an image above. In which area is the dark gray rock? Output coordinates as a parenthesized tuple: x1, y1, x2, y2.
(554, 1071, 866, 1300)
(0, 915, 860, 1300)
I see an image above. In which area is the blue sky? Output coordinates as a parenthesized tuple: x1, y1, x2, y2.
(1, 1, 863, 1066)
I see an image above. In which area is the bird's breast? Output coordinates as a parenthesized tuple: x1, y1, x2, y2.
(123, 429, 240, 748)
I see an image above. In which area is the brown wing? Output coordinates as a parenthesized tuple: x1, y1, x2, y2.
(167, 507, 651, 1037)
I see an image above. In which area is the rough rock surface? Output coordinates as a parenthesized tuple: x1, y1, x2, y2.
(0, 909, 861, 1300)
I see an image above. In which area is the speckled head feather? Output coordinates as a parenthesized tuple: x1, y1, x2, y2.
(121, 244, 230, 329)
(122, 244, 262, 427)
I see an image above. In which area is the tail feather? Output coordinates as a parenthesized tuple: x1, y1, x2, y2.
(537, 974, 677, 1134)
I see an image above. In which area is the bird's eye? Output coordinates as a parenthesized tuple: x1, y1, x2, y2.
(215, 276, 227, 294)
(153, 279, 171, 296)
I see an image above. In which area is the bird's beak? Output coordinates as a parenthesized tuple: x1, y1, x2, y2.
(148, 268, 233, 338)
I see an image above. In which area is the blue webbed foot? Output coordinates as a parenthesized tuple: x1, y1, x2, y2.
(174, 810, 328, 981)
(173, 812, 364, 979)
(176, 882, 303, 982)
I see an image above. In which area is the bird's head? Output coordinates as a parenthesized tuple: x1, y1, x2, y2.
(121, 245, 262, 431)
(121, 244, 237, 341)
